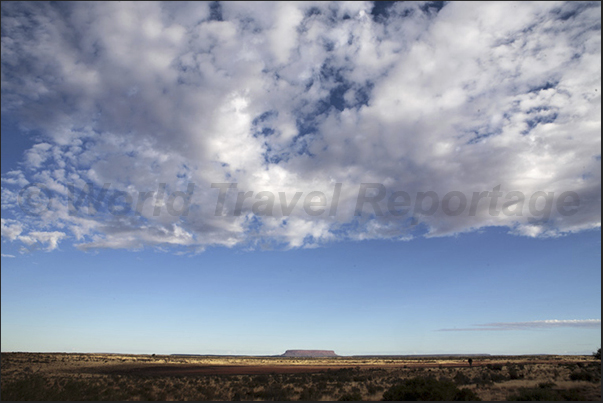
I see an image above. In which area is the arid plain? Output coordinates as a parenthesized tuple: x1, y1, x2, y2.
(1, 352, 600, 400)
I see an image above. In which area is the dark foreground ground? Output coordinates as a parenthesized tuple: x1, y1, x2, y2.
(1, 353, 600, 400)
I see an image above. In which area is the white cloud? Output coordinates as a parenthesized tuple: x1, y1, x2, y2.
(1, 1, 600, 252)
(17, 231, 67, 252)
(1, 253, 16, 258)
(1, 219, 24, 241)
(439, 319, 602, 331)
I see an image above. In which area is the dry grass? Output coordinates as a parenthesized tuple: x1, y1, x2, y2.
(1, 353, 600, 401)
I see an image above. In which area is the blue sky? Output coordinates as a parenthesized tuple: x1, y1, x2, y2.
(1, 228, 600, 355)
(1, 1, 601, 355)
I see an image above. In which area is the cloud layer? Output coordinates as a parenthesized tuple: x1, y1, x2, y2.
(439, 319, 601, 331)
(1, 1, 601, 253)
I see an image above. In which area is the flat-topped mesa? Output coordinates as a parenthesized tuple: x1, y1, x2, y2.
(282, 350, 338, 357)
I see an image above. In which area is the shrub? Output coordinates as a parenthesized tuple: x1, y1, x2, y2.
(569, 370, 598, 382)
(299, 387, 321, 401)
(339, 391, 363, 401)
(559, 388, 589, 400)
(382, 377, 481, 401)
(594, 348, 601, 360)
(253, 384, 293, 401)
(487, 371, 509, 383)
(506, 387, 561, 401)
(471, 372, 494, 387)
(453, 371, 471, 385)
(508, 367, 524, 380)
(366, 383, 381, 395)
(0, 375, 127, 401)
(507, 387, 587, 401)
(0, 375, 51, 401)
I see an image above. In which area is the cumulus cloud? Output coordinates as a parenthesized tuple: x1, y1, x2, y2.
(1, 218, 24, 241)
(17, 231, 67, 252)
(1, 1, 600, 252)
(438, 319, 602, 331)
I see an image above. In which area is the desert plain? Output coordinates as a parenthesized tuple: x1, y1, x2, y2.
(1, 352, 601, 400)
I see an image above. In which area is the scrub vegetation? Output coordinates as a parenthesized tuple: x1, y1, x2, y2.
(1, 353, 601, 401)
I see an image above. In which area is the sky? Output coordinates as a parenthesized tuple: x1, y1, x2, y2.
(1, 1, 601, 355)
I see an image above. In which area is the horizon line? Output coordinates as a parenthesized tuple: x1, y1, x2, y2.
(2, 351, 599, 357)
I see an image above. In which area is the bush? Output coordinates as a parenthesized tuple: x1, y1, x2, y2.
(382, 377, 481, 401)
(299, 387, 322, 401)
(0, 375, 51, 401)
(507, 387, 587, 401)
(339, 391, 363, 401)
(0, 375, 127, 401)
(508, 367, 524, 380)
(471, 372, 494, 387)
(487, 371, 509, 383)
(506, 387, 562, 401)
(454, 372, 471, 385)
(253, 384, 293, 401)
(594, 348, 601, 360)
(366, 383, 382, 394)
(569, 370, 598, 382)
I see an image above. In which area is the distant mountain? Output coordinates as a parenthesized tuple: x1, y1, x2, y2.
(281, 350, 338, 357)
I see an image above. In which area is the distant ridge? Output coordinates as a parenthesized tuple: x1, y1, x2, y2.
(169, 352, 492, 358)
(352, 354, 490, 358)
(281, 350, 338, 357)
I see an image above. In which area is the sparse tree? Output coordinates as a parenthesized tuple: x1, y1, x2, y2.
(468, 358, 473, 368)
(594, 348, 601, 360)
